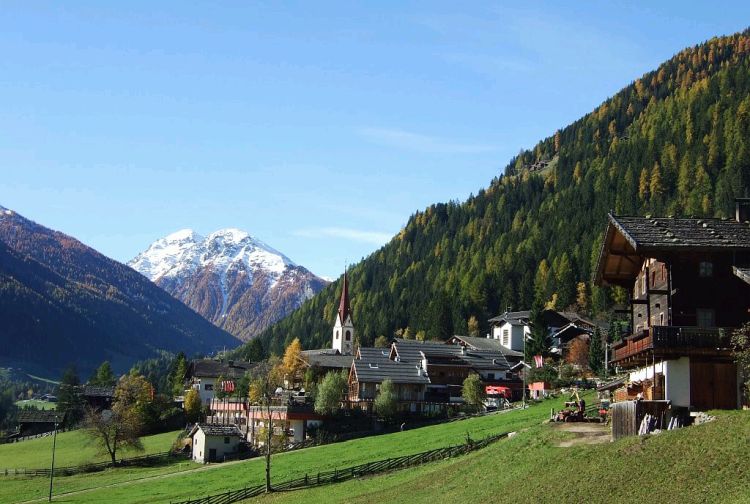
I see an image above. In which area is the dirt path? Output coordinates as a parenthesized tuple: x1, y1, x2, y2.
(553, 422, 611, 447)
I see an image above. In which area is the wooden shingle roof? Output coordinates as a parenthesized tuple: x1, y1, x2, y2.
(595, 213, 750, 286)
(189, 423, 243, 438)
(351, 359, 430, 385)
(17, 410, 65, 424)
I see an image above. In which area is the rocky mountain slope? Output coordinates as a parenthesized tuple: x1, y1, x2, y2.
(129, 229, 327, 341)
(0, 206, 240, 377)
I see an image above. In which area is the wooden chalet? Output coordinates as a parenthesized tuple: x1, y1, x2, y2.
(16, 410, 65, 437)
(594, 202, 750, 410)
(82, 385, 115, 410)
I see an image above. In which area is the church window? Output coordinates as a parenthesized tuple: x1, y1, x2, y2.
(335, 330, 339, 340)
(345, 330, 351, 341)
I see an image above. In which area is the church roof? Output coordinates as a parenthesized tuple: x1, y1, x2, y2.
(338, 270, 352, 323)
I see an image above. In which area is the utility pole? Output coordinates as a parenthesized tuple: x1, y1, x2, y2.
(522, 334, 527, 409)
(48, 414, 59, 502)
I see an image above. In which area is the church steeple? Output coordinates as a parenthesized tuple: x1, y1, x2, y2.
(338, 270, 352, 324)
(332, 269, 354, 355)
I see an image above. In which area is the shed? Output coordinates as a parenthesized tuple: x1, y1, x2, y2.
(188, 423, 244, 463)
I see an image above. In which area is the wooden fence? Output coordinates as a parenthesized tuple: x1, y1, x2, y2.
(2, 450, 190, 478)
(170, 431, 509, 504)
(610, 400, 671, 440)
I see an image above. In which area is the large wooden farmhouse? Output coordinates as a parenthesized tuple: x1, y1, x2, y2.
(594, 201, 750, 410)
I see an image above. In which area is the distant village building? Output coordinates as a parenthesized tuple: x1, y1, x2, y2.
(188, 424, 244, 463)
(185, 359, 256, 404)
(15, 410, 65, 437)
(487, 310, 594, 356)
(594, 200, 750, 410)
(332, 270, 355, 355)
(81, 385, 115, 410)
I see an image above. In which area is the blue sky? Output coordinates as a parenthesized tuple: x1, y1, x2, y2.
(2, 2, 749, 279)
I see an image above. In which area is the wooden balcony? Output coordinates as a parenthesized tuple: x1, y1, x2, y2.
(612, 326, 732, 366)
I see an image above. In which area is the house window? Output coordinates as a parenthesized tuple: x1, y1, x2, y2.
(224, 437, 230, 444)
(659, 312, 664, 325)
(205, 384, 213, 391)
(641, 274, 646, 295)
(696, 309, 715, 328)
(502, 329, 509, 346)
(487, 373, 495, 380)
(699, 261, 713, 278)
(345, 330, 351, 341)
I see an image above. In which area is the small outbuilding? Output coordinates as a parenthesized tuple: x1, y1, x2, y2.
(188, 424, 244, 463)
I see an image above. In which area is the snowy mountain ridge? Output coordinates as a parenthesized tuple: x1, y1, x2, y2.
(129, 228, 328, 341)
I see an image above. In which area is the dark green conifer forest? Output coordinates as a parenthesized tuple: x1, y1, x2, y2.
(238, 29, 750, 357)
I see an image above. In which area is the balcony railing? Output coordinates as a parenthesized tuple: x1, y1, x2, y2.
(612, 326, 732, 363)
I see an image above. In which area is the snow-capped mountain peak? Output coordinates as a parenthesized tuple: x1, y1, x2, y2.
(128, 228, 328, 341)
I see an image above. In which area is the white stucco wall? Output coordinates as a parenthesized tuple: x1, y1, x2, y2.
(189, 377, 217, 404)
(332, 314, 354, 355)
(192, 429, 241, 463)
(664, 357, 691, 408)
(627, 357, 691, 408)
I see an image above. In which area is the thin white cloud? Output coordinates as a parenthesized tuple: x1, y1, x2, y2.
(359, 127, 497, 154)
(293, 227, 392, 245)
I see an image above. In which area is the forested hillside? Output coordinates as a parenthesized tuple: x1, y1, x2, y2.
(240, 29, 750, 357)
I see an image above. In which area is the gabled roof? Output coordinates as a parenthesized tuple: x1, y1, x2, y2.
(356, 347, 391, 361)
(188, 423, 243, 438)
(488, 310, 572, 329)
(488, 311, 530, 325)
(18, 410, 65, 424)
(595, 213, 750, 286)
(82, 385, 115, 398)
(459, 350, 512, 372)
(187, 359, 256, 380)
(301, 349, 353, 370)
(351, 358, 430, 385)
(447, 336, 523, 357)
(390, 339, 464, 364)
(550, 323, 593, 343)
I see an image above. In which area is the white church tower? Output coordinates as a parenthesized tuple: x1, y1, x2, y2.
(332, 270, 354, 355)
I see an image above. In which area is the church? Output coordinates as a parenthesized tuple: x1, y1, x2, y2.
(331, 269, 355, 355)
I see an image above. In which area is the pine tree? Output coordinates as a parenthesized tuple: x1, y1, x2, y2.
(589, 327, 605, 375)
(89, 361, 117, 387)
(58, 365, 84, 427)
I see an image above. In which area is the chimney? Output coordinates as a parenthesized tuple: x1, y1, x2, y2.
(735, 198, 750, 223)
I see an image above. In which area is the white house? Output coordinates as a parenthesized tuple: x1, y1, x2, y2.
(487, 310, 593, 355)
(188, 424, 244, 463)
(185, 359, 256, 404)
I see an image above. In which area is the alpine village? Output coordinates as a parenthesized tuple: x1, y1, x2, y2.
(2, 11, 750, 504)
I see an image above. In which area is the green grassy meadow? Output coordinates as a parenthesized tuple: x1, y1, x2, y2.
(247, 411, 750, 504)
(14, 400, 57, 411)
(6, 393, 747, 504)
(0, 428, 181, 469)
(1, 397, 562, 503)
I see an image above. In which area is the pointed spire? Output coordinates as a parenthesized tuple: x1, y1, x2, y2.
(338, 268, 352, 323)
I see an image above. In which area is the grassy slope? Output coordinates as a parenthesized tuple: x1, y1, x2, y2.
(14, 400, 56, 411)
(249, 411, 750, 504)
(2, 397, 566, 503)
(0, 429, 181, 469)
